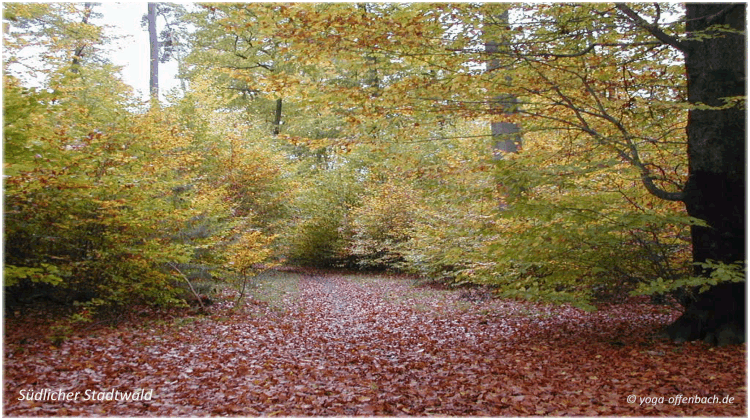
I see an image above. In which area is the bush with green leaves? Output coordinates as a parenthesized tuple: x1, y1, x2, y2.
(281, 163, 363, 267)
(3, 70, 239, 315)
(348, 182, 419, 270)
(466, 140, 693, 308)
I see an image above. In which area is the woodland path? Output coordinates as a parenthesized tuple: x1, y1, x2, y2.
(4, 270, 746, 416)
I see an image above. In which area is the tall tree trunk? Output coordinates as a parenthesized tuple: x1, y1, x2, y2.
(70, 3, 94, 73)
(485, 10, 521, 159)
(272, 98, 282, 135)
(664, 3, 746, 346)
(485, 9, 522, 210)
(147, 3, 159, 104)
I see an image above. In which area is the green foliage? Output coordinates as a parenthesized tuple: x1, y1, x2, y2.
(634, 260, 746, 297)
(468, 129, 693, 306)
(4, 264, 64, 288)
(225, 229, 277, 305)
(3, 91, 224, 311)
(3, 4, 275, 316)
(349, 182, 418, 269)
(394, 133, 500, 281)
(282, 164, 363, 267)
(5, 2, 735, 319)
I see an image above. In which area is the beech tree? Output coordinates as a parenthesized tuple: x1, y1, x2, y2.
(3, 3, 276, 316)
(147, 2, 158, 101)
(478, 3, 746, 344)
(629, 3, 745, 345)
(4, 3, 744, 345)
(230, 3, 745, 344)
(144, 3, 189, 102)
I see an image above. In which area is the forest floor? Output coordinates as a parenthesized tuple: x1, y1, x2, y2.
(3, 269, 747, 416)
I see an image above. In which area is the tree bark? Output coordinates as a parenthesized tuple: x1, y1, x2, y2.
(272, 98, 282, 135)
(485, 10, 521, 159)
(664, 4, 746, 346)
(485, 9, 522, 211)
(147, 3, 159, 104)
(70, 3, 94, 73)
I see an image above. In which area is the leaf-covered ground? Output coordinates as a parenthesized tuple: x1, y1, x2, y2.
(4, 270, 746, 416)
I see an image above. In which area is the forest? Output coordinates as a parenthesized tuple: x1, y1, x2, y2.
(3, 2, 746, 417)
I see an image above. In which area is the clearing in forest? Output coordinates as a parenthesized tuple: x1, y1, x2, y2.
(3, 270, 746, 416)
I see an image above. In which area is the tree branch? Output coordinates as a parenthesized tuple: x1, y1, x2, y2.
(520, 56, 686, 202)
(615, 3, 688, 52)
(640, 173, 685, 201)
(168, 262, 208, 314)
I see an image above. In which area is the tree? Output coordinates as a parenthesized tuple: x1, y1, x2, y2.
(479, 3, 745, 344)
(141, 3, 191, 99)
(3, 3, 276, 317)
(3, 3, 111, 81)
(8, 2, 740, 344)
(183, 4, 299, 135)
(616, 3, 746, 345)
(147, 3, 158, 101)
(238, 3, 745, 344)
(69, 3, 95, 72)
(484, 9, 521, 159)
(144, 3, 190, 102)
